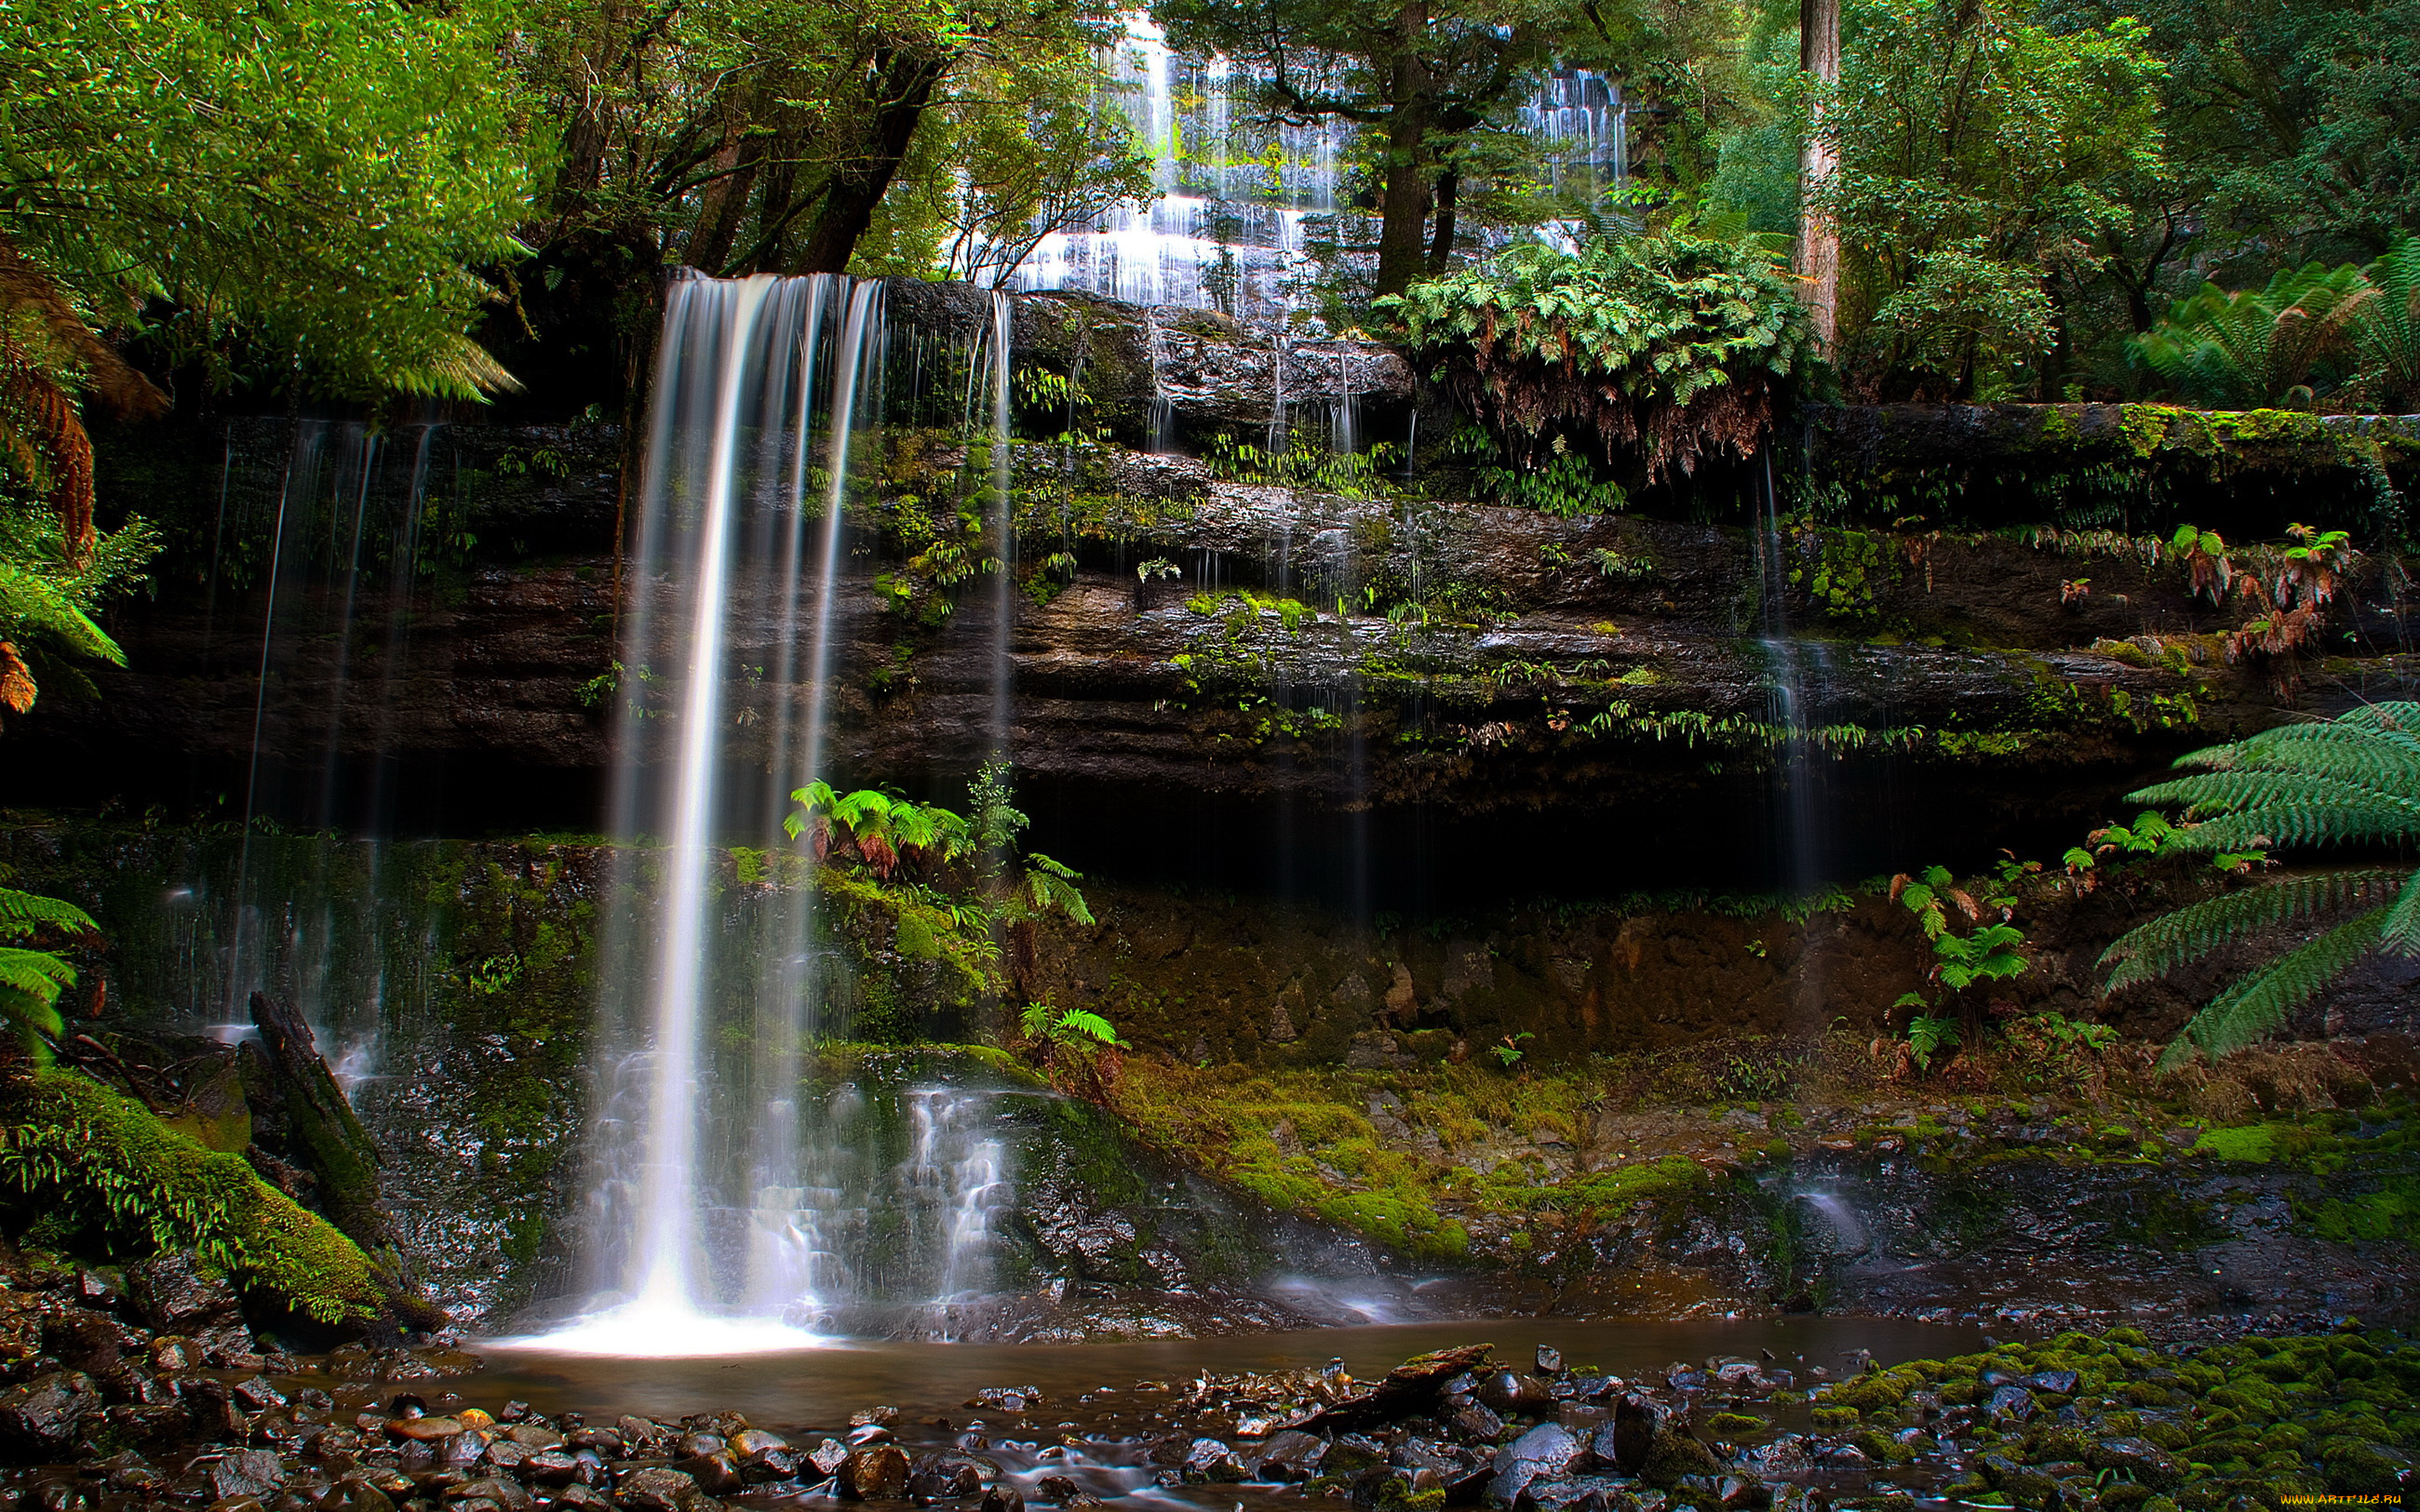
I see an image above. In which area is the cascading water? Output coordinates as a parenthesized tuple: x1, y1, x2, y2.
(533, 272, 1028, 1355)
(1007, 20, 1627, 320)
(1754, 460, 1831, 896)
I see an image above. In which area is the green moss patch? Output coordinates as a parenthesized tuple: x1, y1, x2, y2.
(0, 1070, 382, 1325)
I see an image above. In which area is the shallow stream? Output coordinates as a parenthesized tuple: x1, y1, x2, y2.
(469, 1317, 1982, 1436)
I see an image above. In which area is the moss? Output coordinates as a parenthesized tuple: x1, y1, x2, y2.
(0, 1069, 382, 1324)
(2195, 1125, 2279, 1162)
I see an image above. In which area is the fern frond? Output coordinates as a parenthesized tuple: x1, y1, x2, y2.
(2381, 868, 2420, 957)
(386, 333, 522, 402)
(2170, 800, 2419, 852)
(2157, 904, 2387, 1070)
(2102, 868, 2403, 992)
(0, 888, 99, 941)
(0, 946, 74, 1003)
(0, 562, 123, 664)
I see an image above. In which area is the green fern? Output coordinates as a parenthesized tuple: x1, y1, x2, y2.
(2154, 906, 2389, 1071)
(2100, 702, 2420, 1065)
(2352, 234, 2420, 411)
(2101, 868, 2405, 993)
(0, 887, 95, 1055)
(2131, 262, 2370, 407)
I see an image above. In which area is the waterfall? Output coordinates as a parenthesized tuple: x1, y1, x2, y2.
(1005, 23, 1629, 316)
(534, 272, 1027, 1355)
(1754, 459, 1830, 896)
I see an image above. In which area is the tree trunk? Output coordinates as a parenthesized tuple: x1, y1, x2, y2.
(686, 129, 764, 275)
(1795, 0, 1842, 351)
(795, 45, 953, 274)
(244, 991, 448, 1332)
(1372, 2, 1435, 299)
(1427, 166, 1460, 272)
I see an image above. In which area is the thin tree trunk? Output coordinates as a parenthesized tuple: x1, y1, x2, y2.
(1427, 166, 1459, 272)
(687, 130, 764, 274)
(795, 46, 953, 274)
(1372, 2, 1434, 299)
(1795, 0, 1842, 351)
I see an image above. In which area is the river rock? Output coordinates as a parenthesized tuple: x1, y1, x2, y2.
(2022, 1370, 2081, 1395)
(1492, 1423, 1585, 1502)
(1299, 1344, 1497, 1431)
(840, 1443, 910, 1499)
(1251, 1430, 1328, 1480)
(810, 1438, 851, 1478)
(1478, 1371, 1555, 1414)
(978, 1488, 1025, 1512)
(125, 1252, 237, 1331)
(2087, 1437, 2185, 1488)
(1181, 1438, 1246, 1483)
(742, 1447, 800, 1482)
(449, 1478, 533, 1512)
(1985, 1385, 2036, 1421)
(0, 1371, 101, 1455)
(675, 1452, 744, 1494)
(1980, 1453, 2061, 1504)
(210, 1449, 289, 1501)
(390, 1415, 466, 1440)
(906, 1454, 984, 1499)
(729, 1429, 787, 1458)
(615, 1466, 706, 1512)
(1610, 1396, 1718, 1487)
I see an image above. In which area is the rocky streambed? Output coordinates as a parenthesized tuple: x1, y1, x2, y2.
(1, 1238, 2408, 1512)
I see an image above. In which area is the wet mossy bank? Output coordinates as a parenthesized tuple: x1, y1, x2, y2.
(20, 395, 2416, 846)
(2, 823, 2413, 1337)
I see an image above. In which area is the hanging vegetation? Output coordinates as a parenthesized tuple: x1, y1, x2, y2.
(1384, 226, 1819, 482)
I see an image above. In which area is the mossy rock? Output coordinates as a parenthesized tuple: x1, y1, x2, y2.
(0, 1070, 386, 1327)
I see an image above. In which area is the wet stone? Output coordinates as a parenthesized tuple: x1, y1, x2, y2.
(210, 1449, 289, 1502)
(741, 1447, 800, 1483)
(1180, 1438, 1245, 1484)
(447, 1479, 532, 1512)
(1454, 1403, 1507, 1441)
(2086, 1438, 2185, 1488)
(1251, 1429, 1328, 1481)
(235, 1378, 289, 1412)
(840, 1443, 910, 1500)
(614, 1466, 703, 1512)
(810, 1438, 851, 1478)
(1986, 1386, 2037, 1422)
(0, 1369, 101, 1453)
(673, 1452, 742, 1495)
(978, 1488, 1025, 1512)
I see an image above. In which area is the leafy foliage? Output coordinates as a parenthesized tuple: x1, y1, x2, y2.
(1385, 223, 1817, 481)
(2351, 234, 2420, 412)
(0, 886, 96, 1057)
(1820, 0, 2163, 400)
(1, 0, 531, 400)
(2131, 263, 2371, 407)
(2096, 702, 2420, 1067)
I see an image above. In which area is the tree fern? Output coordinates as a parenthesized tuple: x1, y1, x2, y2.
(0, 887, 93, 1056)
(2101, 867, 2404, 992)
(2353, 234, 2420, 412)
(2100, 703, 2420, 1065)
(2154, 905, 2390, 1070)
(0, 886, 99, 941)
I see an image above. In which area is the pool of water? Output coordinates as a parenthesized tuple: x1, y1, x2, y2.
(465, 1316, 1988, 1430)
